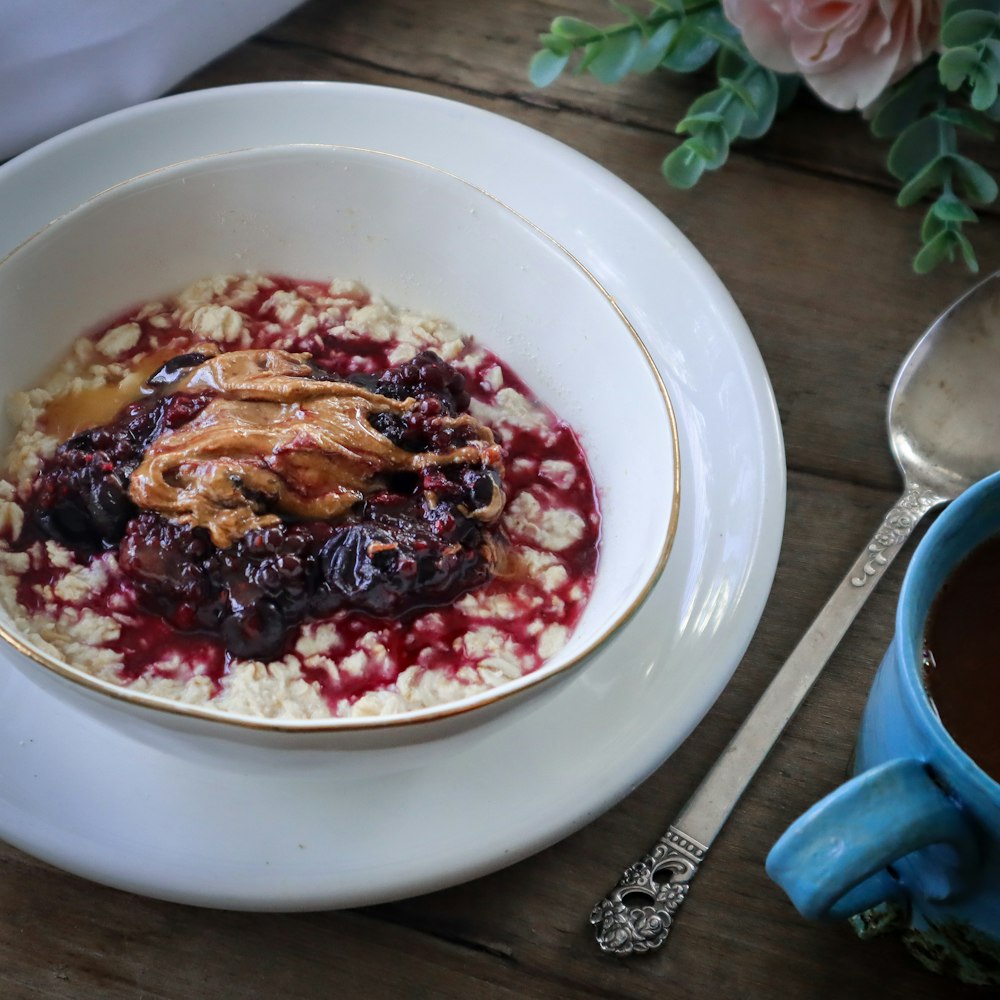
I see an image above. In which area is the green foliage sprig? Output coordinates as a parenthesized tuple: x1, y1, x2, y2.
(530, 1, 799, 190)
(530, 0, 1000, 275)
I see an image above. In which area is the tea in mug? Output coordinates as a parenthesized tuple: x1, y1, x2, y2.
(924, 534, 1000, 783)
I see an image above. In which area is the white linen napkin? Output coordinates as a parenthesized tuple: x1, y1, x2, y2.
(0, 0, 304, 160)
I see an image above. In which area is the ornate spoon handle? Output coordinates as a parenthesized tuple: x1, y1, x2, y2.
(591, 482, 944, 955)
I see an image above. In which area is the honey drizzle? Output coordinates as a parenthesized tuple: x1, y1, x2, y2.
(41, 348, 178, 442)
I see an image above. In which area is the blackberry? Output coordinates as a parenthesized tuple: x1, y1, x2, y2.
(220, 600, 287, 662)
(119, 513, 221, 630)
(370, 356, 476, 452)
(31, 449, 132, 550)
(28, 391, 214, 552)
(375, 350, 471, 414)
(180, 521, 332, 660)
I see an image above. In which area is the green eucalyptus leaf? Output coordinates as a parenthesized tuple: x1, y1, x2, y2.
(529, 48, 570, 88)
(939, 45, 982, 89)
(689, 8, 742, 56)
(690, 6, 738, 37)
(971, 65, 1000, 108)
(932, 192, 979, 221)
(609, 0, 644, 26)
(887, 116, 948, 180)
(682, 89, 746, 135)
(913, 229, 957, 273)
(920, 210, 948, 242)
(951, 153, 999, 202)
(699, 25, 745, 55)
(720, 77, 754, 107)
(632, 19, 680, 73)
(982, 36, 1000, 63)
(738, 68, 779, 138)
(739, 103, 777, 139)
(955, 229, 980, 271)
(723, 99, 748, 136)
(981, 36, 1000, 80)
(944, 0, 1000, 21)
(688, 123, 730, 168)
(934, 106, 996, 137)
(539, 32, 574, 56)
(716, 45, 750, 79)
(685, 90, 728, 115)
(577, 39, 605, 73)
(897, 156, 950, 206)
(662, 144, 708, 187)
(683, 136, 715, 159)
(940, 9, 1000, 46)
(677, 110, 726, 133)
(740, 66, 777, 111)
(660, 19, 720, 72)
(589, 28, 643, 82)
(551, 16, 599, 42)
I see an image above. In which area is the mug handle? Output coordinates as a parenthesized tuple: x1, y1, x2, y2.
(766, 757, 981, 921)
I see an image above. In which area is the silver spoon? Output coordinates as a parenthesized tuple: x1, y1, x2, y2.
(592, 272, 1000, 955)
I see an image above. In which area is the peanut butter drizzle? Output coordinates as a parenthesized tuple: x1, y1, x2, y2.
(129, 348, 504, 548)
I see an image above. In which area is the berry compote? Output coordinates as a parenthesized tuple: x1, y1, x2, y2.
(25, 347, 504, 662)
(2, 275, 600, 718)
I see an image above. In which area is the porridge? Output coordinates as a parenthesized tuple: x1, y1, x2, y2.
(0, 274, 600, 719)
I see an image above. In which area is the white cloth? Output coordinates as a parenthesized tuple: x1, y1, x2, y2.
(0, 0, 304, 160)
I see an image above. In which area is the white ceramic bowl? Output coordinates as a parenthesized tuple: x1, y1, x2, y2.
(0, 144, 678, 752)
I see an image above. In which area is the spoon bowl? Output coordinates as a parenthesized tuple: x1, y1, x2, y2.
(890, 272, 1000, 499)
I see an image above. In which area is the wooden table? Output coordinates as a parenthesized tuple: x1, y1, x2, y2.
(3, 2, 997, 997)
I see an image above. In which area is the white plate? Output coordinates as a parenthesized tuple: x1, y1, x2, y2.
(0, 83, 785, 909)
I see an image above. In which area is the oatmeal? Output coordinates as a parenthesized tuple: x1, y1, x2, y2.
(0, 275, 600, 719)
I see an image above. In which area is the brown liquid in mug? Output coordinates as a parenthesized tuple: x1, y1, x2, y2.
(924, 534, 1000, 783)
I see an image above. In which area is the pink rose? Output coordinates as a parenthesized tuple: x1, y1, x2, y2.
(722, 0, 942, 110)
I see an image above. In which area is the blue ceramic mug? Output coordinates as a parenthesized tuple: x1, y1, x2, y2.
(767, 470, 1000, 986)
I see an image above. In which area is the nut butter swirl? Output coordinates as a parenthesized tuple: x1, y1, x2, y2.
(129, 348, 504, 548)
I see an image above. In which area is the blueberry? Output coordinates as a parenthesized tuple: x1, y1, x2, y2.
(220, 599, 287, 661)
(467, 469, 500, 510)
(317, 509, 489, 618)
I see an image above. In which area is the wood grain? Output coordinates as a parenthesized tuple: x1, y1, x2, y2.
(3, 0, 998, 997)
